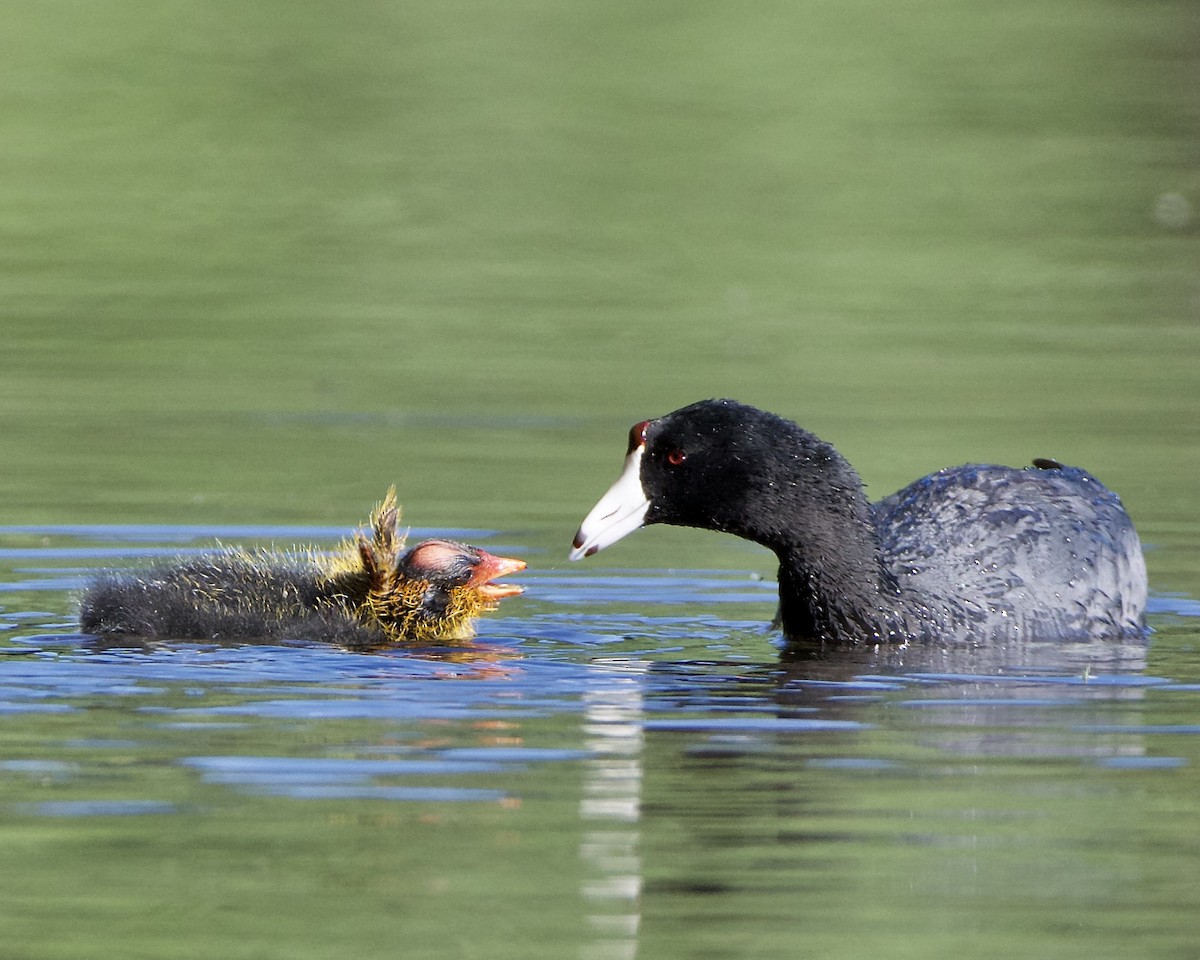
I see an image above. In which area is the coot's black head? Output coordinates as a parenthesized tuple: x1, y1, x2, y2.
(570, 399, 831, 558)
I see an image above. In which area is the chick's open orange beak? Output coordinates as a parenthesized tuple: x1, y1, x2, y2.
(468, 550, 526, 600)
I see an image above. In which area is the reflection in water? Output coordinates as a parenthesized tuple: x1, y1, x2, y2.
(580, 659, 648, 960)
(774, 637, 1155, 762)
(1, 524, 1199, 960)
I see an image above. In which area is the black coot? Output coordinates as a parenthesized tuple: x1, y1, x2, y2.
(570, 399, 1147, 645)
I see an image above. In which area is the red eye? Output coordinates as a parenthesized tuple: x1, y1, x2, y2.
(666, 449, 687, 466)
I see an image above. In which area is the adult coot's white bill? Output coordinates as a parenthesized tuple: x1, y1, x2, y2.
(571, 399, 1146, 646)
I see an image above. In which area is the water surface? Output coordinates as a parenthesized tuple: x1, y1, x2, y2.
(2, 524, 1199, 960)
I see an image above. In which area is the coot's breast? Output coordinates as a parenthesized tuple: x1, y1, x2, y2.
(872, 464, 1147, 641)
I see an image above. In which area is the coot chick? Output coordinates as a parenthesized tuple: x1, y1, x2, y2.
(570, 399, 1146, 646)
(80, 490, 525, 647)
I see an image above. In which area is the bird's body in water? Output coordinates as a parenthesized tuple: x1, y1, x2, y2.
(79, 490, 524, 648)
(571, 399, 1147, 647)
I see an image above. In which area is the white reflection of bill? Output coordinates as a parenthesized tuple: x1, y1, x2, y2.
(579, 659, 648, 960)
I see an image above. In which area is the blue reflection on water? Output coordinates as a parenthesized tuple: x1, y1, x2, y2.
(1095, 756, 1188, 769)
(643, 717, 867, 732)
(0, 523, 492, 545)
(0, 521, 1197, 822)
(18, 801, 179, 817)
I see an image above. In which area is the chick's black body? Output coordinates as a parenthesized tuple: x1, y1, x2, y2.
(80, 492, 524, 647)
(572, 399, 1147, 646)
(80, 552, 371, 645)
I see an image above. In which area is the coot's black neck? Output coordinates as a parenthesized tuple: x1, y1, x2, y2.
(775, 545, 911, 645)
(730, 438, 911, 645)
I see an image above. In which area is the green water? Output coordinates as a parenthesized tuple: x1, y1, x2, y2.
(2, 0, 1199, 957)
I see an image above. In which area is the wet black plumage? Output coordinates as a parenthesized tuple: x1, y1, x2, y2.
(572, 399, 1146, 646)
(80, 490, 525, 647)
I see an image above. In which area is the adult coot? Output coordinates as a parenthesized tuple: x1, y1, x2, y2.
(81, 490, 525, 646)
(570, 399, 1146, 645)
